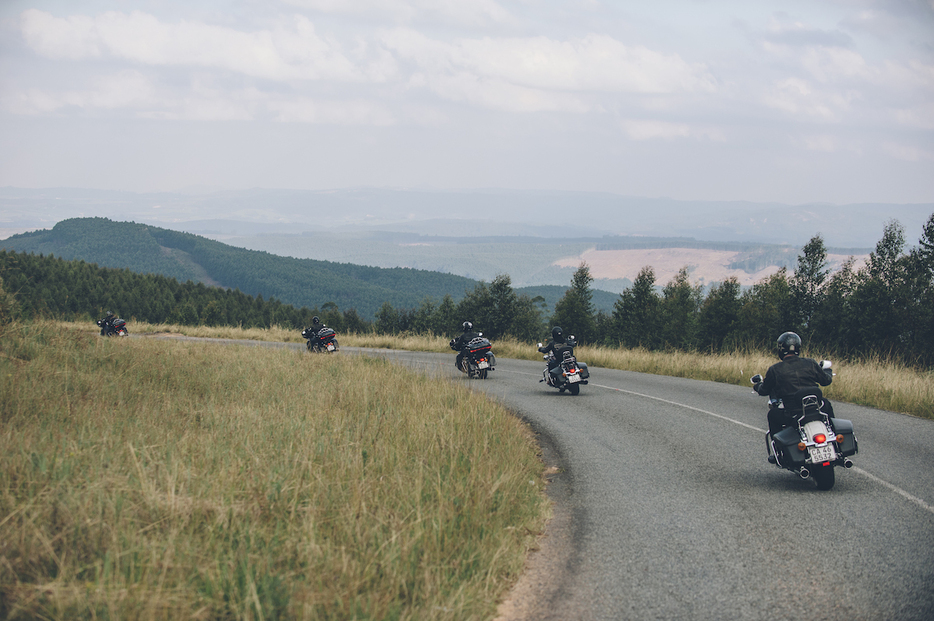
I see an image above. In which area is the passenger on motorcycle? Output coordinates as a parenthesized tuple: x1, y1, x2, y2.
(753, 331, 835, 438)
(538, 326, 569, 372)
(450, 321, 481, 371)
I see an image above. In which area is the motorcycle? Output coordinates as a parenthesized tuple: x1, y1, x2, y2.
(751, 362, 857, 490)
(539, 335, 589, 395)
(97, 315, 128, 337)
(303, 326, 339, 353)
(450, 334, 496, 379)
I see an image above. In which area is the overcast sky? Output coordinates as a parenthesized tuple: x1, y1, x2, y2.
(1, 0, 932, 205)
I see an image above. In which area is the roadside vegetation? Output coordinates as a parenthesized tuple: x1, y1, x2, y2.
(117, 320, 933, 420)
(0, 320, 549, 620)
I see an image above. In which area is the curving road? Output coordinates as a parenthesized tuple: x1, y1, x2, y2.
(349, 347, 934, 621)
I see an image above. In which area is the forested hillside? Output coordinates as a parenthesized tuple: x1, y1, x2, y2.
(0, 218, 480, 319)
(0, 250, 322, 329)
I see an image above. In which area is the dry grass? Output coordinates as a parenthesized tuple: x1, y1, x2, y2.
(1, 321, 549, 620)
(77, 321, 934, 418)
(84, 321, 934, 419)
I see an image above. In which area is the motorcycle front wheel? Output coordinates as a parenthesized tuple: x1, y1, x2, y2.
(813, 464, 835, 490)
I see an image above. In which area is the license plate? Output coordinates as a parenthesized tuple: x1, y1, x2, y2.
(567, 373, 581, 383)
(808, 445, 835, 463)
(477, 360, 489, 369)
(326, 343, 335, 351)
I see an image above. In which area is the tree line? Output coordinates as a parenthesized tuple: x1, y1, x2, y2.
(595, 215, 934, 365)
(3, 212, 932, 367)
(367, 214, 934, 366)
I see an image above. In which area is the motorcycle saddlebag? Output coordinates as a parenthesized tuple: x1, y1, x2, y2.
(830, 418, 858, 457)
(578, 362, 590, 379)
(772, 426, 807, 467)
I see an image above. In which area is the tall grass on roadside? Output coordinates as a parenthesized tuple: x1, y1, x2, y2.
(68, 320, 934, 418)
(1, 321, 549, 620)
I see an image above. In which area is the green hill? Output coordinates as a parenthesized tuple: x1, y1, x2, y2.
(1, 218, 484, 319)
(1, 218, 625, 318)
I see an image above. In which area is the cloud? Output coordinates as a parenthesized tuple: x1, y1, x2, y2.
(882, 141, 933, 162)
(762, 76, 860, 120)
(384, 30, 717, 96)
(2, 70, 156, 115)
(282, 0, 513, 26)
(19, 10, 376, 82)
(620, 119, 724, 141)
(761, 18, 854, 48)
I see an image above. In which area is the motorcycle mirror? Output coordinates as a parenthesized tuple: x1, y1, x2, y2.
(478, 332, 483, 336)
(569, 335, 575, 340)
(751, 374, 762, 384)
(538, 342, 543, 347)
(821, 360, 832, 370)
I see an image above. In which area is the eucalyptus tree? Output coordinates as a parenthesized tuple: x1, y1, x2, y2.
(612, 266, 659, 348)
(552, 263, 597, 343)
(658, 267, 703, 350)
(791, 235, 829, 339)
(697, 277, 742, 351)
(737, 268, 792, 350)
(849, 220, 909, 356)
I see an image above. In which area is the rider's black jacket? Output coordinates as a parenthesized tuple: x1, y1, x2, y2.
(452, 331, 481, 351)
(755, 354, 832, 400)
(538, 338, 572, 369)
(305, 322, 326, 338)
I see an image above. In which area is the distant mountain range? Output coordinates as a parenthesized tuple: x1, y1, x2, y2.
(2, 186, 931, 248)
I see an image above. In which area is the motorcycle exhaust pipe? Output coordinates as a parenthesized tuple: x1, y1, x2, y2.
(843, 459, 854, 469)
(798, 468, 810, 480)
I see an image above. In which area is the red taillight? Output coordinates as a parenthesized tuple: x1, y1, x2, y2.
(814, 433, 827, 444)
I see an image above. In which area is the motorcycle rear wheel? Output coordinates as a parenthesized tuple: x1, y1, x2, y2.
(568, 384, 580, 395)
(813, 464, 835, 490)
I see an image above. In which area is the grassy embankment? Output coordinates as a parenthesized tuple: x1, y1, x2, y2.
(0, 321, 549, 620)
(126, 320, 933, 420)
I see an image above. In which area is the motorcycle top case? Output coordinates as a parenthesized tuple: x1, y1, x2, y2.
(467, 337, 492, 354)
(317, 327, 336, 339)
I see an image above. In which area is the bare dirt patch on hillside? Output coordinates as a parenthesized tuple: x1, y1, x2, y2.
(554, 248, 866, 286)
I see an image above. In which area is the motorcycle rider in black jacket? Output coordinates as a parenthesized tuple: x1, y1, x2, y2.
(754, 331, 835, 439)
(450, 321, 481, 371)
(538, 326, 569, 373)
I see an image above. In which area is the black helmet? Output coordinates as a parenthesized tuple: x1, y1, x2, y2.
(312, 316, 320, 324)
(552, 326, 563, 341)
(777, 331, 802, 359)
(462, 321, 473, 332)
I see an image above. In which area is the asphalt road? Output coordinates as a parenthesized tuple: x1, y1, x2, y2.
(346, 347, 934, 621)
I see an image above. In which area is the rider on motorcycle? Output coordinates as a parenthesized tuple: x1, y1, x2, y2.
(305, 316, 325, 338)
(753, 331, 835, 439)
(99, 311, 116, 334)
(450, 321, 481, 371)
(538, 326, 569, 372)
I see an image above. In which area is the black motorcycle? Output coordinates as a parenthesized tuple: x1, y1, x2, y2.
(539, 336, 589, 395)
(97, 315, 128, 337)
(303, 326, 339, 353)
(752, 367, 857, 490)
(450, 335, 496, 379)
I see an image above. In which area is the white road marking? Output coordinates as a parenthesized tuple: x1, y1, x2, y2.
(502, 367, 934, 516)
